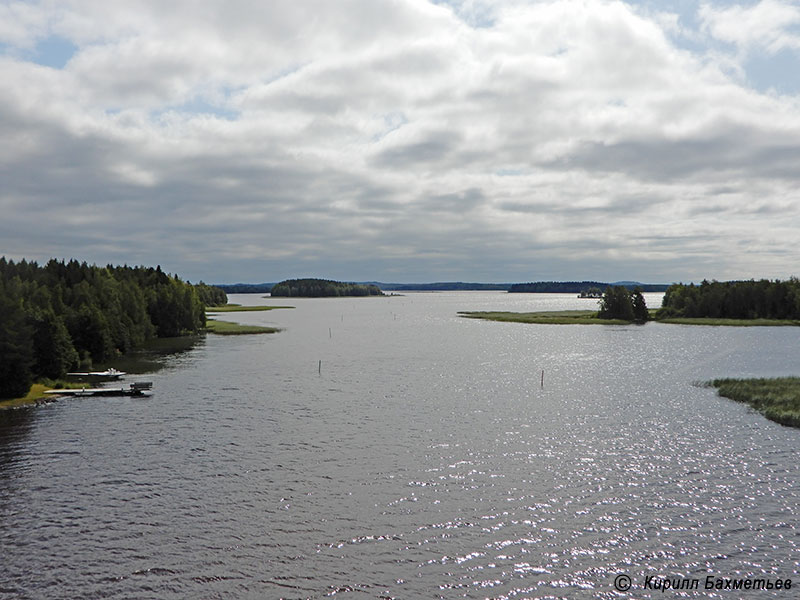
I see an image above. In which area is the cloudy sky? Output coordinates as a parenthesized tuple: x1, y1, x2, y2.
(2, 0, 800, 284)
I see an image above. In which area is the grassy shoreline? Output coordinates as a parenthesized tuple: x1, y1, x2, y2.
(460, 310, 800, 327)
(0, 381, 87, 409)
(711, 377, 800, 428)
(459, 310, 633, 325)
(206, 304, 294, 312)
(205, 319, 281, 335)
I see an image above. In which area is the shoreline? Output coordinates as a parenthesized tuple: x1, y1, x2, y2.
(206, 304, 294, 312)
(205, 319, 281, 335)
(458, 310, 632, 325)
(459, 310, 800, 327)
(0, 381, 86, 410)
(710, 377, 800, 428)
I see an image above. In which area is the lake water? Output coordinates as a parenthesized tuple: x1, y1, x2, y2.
(1, 292, 798, 599)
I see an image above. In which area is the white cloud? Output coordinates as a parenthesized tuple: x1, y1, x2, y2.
(700, 0, 800, 54)
(0, 2, 50, 48)
(2, 0, 800, 283)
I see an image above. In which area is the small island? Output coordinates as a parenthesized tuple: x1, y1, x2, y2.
(460, 310, 636, 325)
(463, 279, 800, 327)
(205, 320, 282, 335)
(204, 304, 293, 335)
(270, 278, 383, 297)
(462, 285, 650, 324)
(206, 304, 294, 312)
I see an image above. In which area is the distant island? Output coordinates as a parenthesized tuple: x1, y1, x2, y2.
(216, 283, 276, 294)
(377, 282, 511, 291)
(270, 278, 384, 297)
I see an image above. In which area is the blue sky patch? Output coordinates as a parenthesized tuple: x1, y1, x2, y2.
(29, 35, 77, 69)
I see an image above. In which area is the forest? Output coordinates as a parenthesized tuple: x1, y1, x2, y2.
(658, 279, 800, 319)
(0, 257, 227, 399)
(270, 278, 384, 297)
(598, 285, 649, 322)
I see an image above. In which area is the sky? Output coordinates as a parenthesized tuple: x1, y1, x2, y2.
(2, 0, 800, 284)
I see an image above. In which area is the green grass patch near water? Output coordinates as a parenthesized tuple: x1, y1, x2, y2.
(460, 310, 800, 327)
(0, 381, 87, 409)
(458, 310, 632, 325)
(711, 377, 800, 428)
(206, 305, 294, 312)
(205, 319, 281, 335)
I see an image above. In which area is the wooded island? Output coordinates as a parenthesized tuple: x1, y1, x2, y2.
(270, 278, 383, 297)
(463, 279, 800, 326)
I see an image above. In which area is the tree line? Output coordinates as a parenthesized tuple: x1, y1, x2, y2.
(270, 278, 383, 297)
(0, 257, 227, 399)
(658, 279, 800, 319)
(598, 286, 649, 322)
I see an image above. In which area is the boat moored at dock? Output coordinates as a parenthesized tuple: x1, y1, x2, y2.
(45, 382, 153, 398)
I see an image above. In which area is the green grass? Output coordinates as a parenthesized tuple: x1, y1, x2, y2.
(205, 318, 281, 335)
(458, 310, 633, 325)
(0, 381, 87, 409)
(659, 317, 800, 326)
(461, 309, 800, 327)
(711, 377, 800, 428)
(206, 305, 294, 312)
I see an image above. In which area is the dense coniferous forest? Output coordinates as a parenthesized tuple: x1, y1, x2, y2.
(380, 282, 510, 291)
(216, 283, 275, 294)
(598, 286, 649, 322)
(0, 258, 227, 399)
(658, 279, 800, 319)
(270, 278, 383, 297)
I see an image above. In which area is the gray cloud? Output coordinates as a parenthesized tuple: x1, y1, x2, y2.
(2, 0, 800, 284)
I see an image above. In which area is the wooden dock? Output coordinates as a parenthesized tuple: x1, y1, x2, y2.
(45, 382, 153, 398)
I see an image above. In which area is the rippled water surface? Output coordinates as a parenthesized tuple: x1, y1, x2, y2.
(2, 292, 798, 599)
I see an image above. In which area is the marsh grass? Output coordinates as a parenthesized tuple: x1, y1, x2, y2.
(711, 377, 800, 428)
(461, 310, 800, 327)
(458, 310, 632, 325)
(205, 319, 281, 335)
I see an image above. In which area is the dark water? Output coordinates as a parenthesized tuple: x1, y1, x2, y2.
(1, 293, 798, 599)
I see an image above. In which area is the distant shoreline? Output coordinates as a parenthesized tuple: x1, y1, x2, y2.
(216, 281, 670, 294)
(459, 310, 800, 327)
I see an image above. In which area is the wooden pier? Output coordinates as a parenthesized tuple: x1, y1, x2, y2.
(45, 382, 153, 398)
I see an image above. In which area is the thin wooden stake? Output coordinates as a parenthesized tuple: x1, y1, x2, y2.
(318, 360, 322, 375)
(541, 370, 544, 388)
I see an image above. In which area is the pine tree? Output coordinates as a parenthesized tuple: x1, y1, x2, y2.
(630, 287, 649, 322)
(0, 288, 34, 398)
